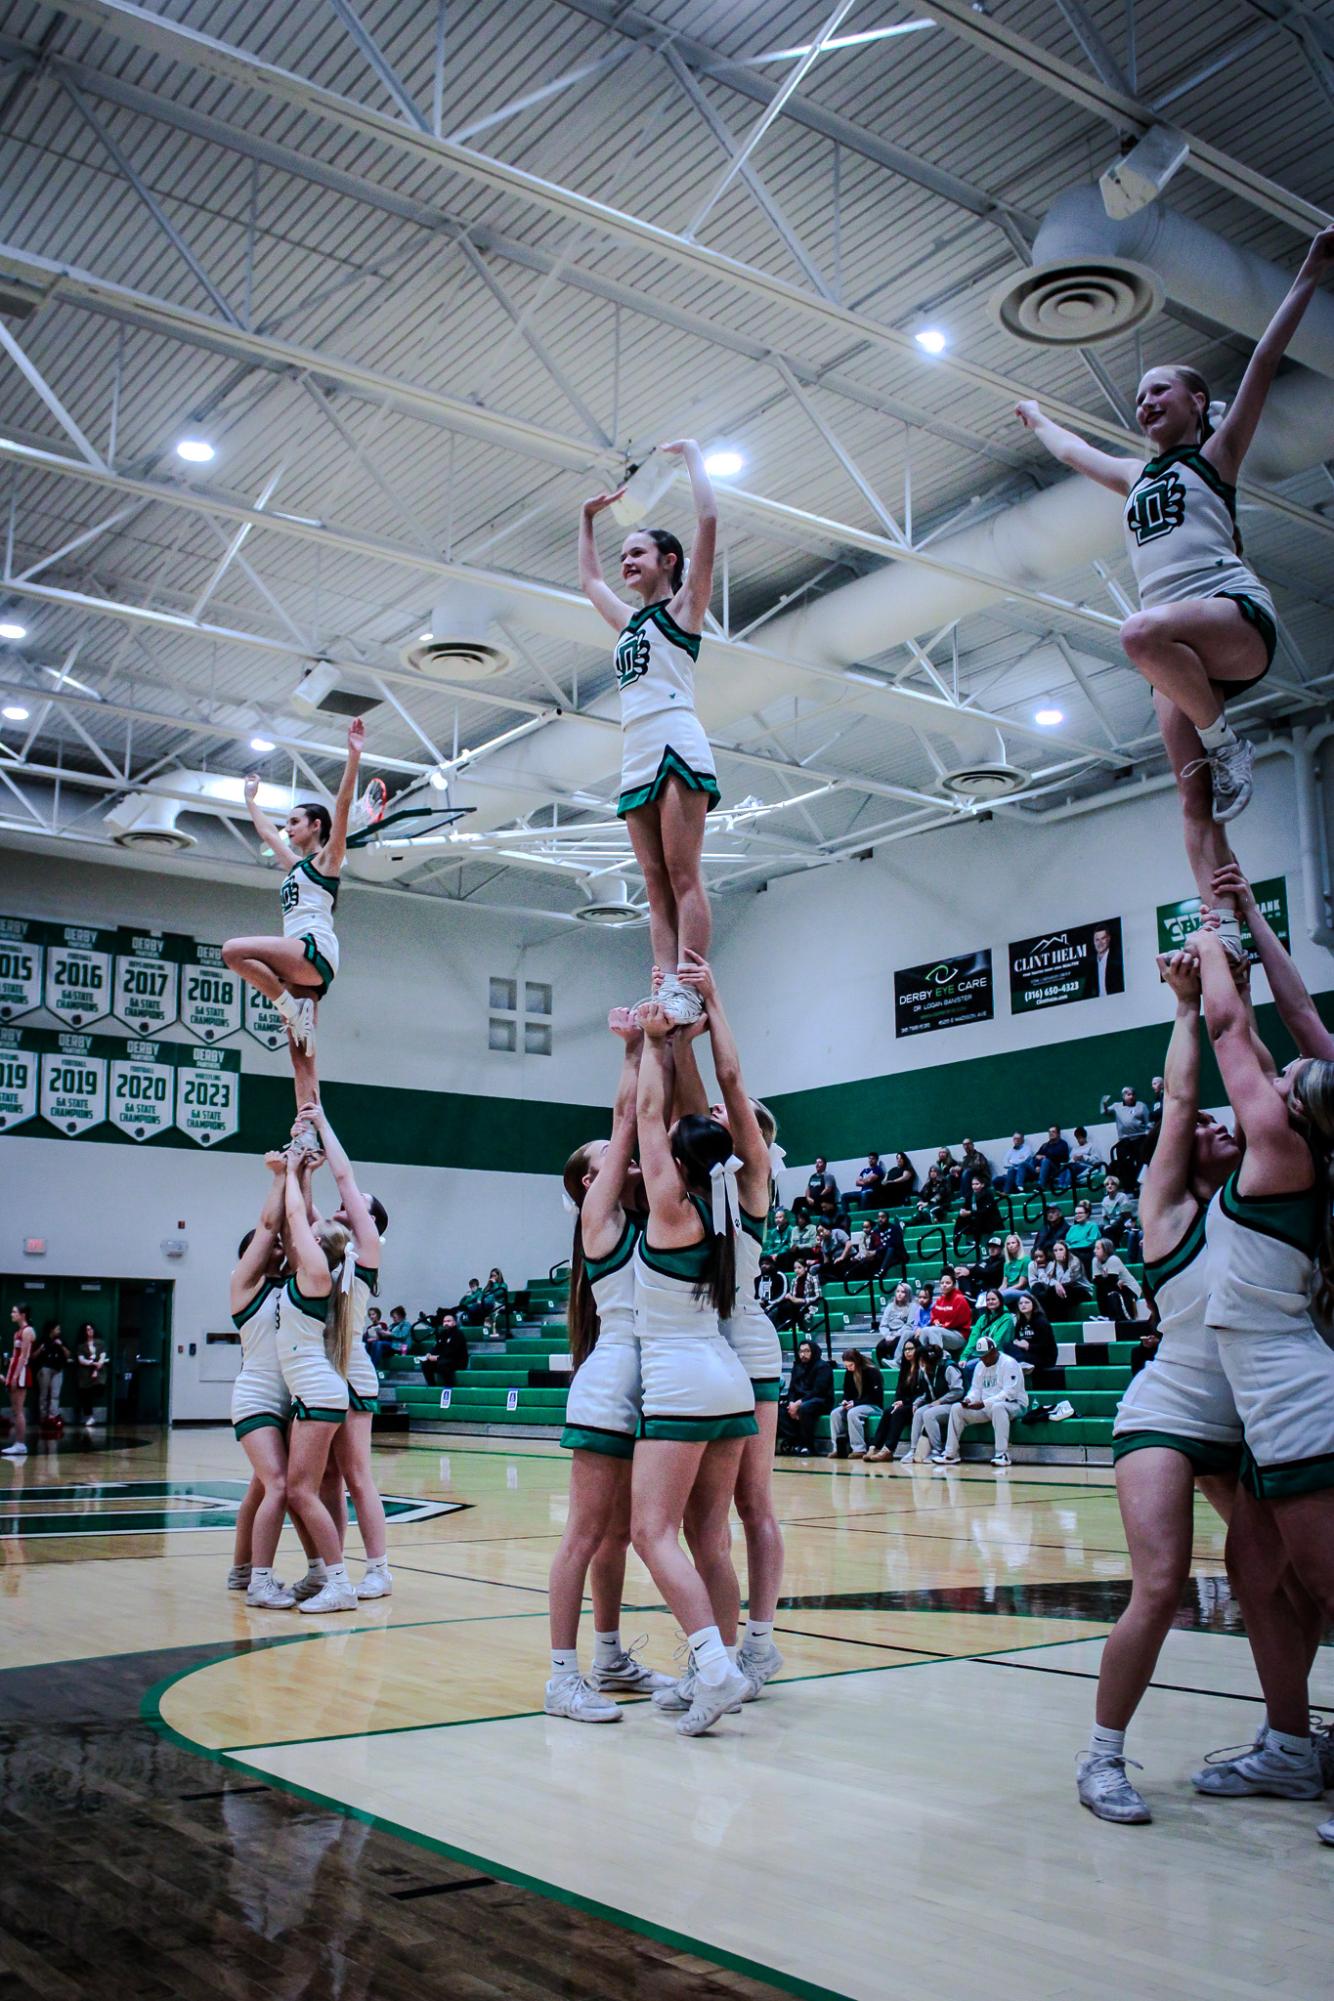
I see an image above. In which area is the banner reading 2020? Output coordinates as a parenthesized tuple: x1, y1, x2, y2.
(109, 1040, 177, 1143)
(0, 917, 46, 1022)
(181, 943, 242, 1042)
(44, 924, 115, 1029)
(1009, 917, 1125, 1013)
(177, 1044, 240, 1146)
(894, 949, 994, 1038)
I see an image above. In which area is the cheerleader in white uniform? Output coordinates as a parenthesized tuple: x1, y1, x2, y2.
(228, 1151, 298, 1609)
(2, 1306, 34, 1457)
(630, 1003, 755, 1737)
(223, 717, 366, 1060)
(578, 441, 719, 1024)
(1017, 226, 1334, 934)
(1192, 923, 1334, 1837)
(546, 1011, 673, 1723)
(672, 953, 786, 1700)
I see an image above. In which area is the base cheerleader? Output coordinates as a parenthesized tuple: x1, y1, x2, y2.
(224, 717, 365, 1060)
(228, 1151, 299, 1608)
(546, 1010, 672, 1722)
(579, 441, 718, 1023)
(1017, 226, 1333, 936)
(630, 1004, 755, 1737)
(3, 1304, 34, 1458)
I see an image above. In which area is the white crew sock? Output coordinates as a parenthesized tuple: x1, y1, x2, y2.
(305, 1558, 328, 1581)
(593, 1630, 621, 1667)
(744, 1619, 774, 1649)
(550, 1648, 579, 1676)
(1197, 712, 1237, 753)
(1088, 1723, 1126, 1761)
(689, 1625, 729, 1686)
(726, 1644, 738, 1666)
(249, 1566, 273, 1587)
(325, 1562, 350, 1589)
(273, 989, 300, 1023)
(1266, 1728, 1312, 1761)
(364, 1555, 389, 1573)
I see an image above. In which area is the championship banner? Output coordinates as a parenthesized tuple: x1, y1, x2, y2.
(112, 928, 186, 1036)
(176, 1044, 241, 1147)
(0, 1025, 38, 1131)
(39, 1031, 109, 1136)
(243, 982, 288, 1051)
(43, 924, 115, 1029)
(0, 916, 47, 1022)
(1009, 917, 1125, 1013)
(894, 949, 994, 1038)
(181, 943, 242, 1042)
(109, 1039, 177, 1143)
(1157, 876, 1290, 964)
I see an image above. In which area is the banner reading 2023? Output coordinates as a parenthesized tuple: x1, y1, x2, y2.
(894, 949, 994, 1038)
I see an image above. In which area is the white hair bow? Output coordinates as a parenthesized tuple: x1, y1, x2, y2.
(1207, 398, 1228, 429)
(561, 1189, 581, 1218)
(338, 1255, 356, 1295)
(710, 1154, 744, 1238)
(769, 1141, 787, 1177)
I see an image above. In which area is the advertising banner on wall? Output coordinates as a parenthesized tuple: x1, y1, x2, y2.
(1156, 876, 1289, 963)
(0, 1026, 38, 1130)
(894, 949, 994, 1038)
(176, 1044, 241, 1146)
(181, 943, 242, 1042)
(0, 917, 47, 1022)
(109, 1039, 177, 1143)
(1009, 917, 1125, 1013)
(112, 929, 186, 1036)
(39, 1031, 109, 1135)
(43, 924, 115, 1029)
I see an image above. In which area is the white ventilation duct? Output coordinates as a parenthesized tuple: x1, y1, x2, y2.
(402, 583, 513, 680)
(103, 771, 293, 848)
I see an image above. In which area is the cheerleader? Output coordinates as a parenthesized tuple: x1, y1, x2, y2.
(1017, 226, 1334, 937)
(2, 1303, 35, 1457)
(546, 1010, 672, 1722)
(578, 441, 718, 1023)
(630, 1004, 755, 1737)
(228, 1151, 297, 1609)
(1192, 924, 1334, 1836)
(223, 717, 366, 1059)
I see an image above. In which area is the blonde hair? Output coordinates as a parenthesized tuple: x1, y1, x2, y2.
(316, 1220, 355, 1376)
(1289, 1059, 1334, 1318)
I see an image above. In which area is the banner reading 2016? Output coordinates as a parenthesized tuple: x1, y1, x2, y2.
(0, 917, 46, 1022)
(177, 1045, 240, 1146)
(44, 925, 115, 1029)
(894, 949, 994, 1038)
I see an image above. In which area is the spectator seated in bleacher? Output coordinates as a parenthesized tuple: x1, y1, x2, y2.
(934, 1146, 958, 1188)
(364, 1306, 396, 1367)
(1090, 1240, 1144, 1323)
(777, 1337, 835, 1456)
(1068, 1126, 1104, 1188)
(806, 1156, 839, 1210)
(913, 1165, 952, 1223)
(912, 1340, 966, 1460)
(871, 1211, 907, 1282)
(828, 1347, 885, 1459)
(1033, 1205, 1069, 1255)
(999, 1233, 1030, 1302)
(1001, 1131, 1037, 1192)
(911, 1281, 934, 1333)
(882, 1151, 918, 1206)
(951, 1138, 993, 1196)
(1032, 1240, 1090, 1314)
(817, 1193, 850, 1231)
(856, 1154, 887, 1209)
(771, 1257, 819, 1333)
(929, 1271, 973, 1354)
(866, 1336, 932, 1461)
(763, 1207, 794, 1267)
(1035, 1125, 1072, 1193)
(958, 1290, 1015, 1368)
(938, 1336, 1027, 1468)
(842, 1220, 885, 1283)
(1010, 1293, 1057, 1380)
(875, 1281, 916, 1365)
(417, 1310, 471, 1387)
(1094, 1175, 1141, 1259)
(790, 1203, 819, 1262)
(457, 1279, 488, 1328)
(481, 1269, 510, 1337)
(814, 1219, 851, 1278)
(1065, 1201, 1100, 1273)
(955, 1175, 1003, 1252)
(1150, 1074, 1164, 1122)
(756, 1255, 788, 1321)
(971, 1238, 1007, 1295)
(1103, 1084, 1152, 1191)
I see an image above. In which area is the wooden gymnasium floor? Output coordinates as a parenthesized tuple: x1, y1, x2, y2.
(2, 1429, 1331, 2001)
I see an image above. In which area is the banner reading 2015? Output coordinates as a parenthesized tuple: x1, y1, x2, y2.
(0, 1027, 38, 1130)
(0, 917, 46, 1022)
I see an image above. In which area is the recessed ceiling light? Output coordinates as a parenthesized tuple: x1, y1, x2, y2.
(1034, 706, 1064, 726)
(914, 328, 948, 355)
(703, 449, 744, 478)
(1, 703, 29, 722)
(0, 621, 27, 640)
(175, 438, 216, 464)
(418, 630, 433, 643)
(428, 765, 449, 792)
(250, 735, 275, 753)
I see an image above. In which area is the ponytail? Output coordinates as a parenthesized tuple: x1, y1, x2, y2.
(563, 1143, 601, 1371)
(645, 526, 685, 594)
(670, 1113, 738, 1320)
(327, 1278, 355, 1377)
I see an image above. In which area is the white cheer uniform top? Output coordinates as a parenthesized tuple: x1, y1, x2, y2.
(613, 600, 701, 725)
(634, 1197, 721, 1339)
(586, 1216, 640, 1346)
(1123, 447, 1273, 617)
(1204, 1170, 1323, 1339)
(233, 1276, 280, 1357)
(280, 856, 340, 946)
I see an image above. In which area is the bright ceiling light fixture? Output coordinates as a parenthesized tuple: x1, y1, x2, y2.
(418, 629, 433, 643)
(1034, 706, 1064, 727)
(2, 703, 29, 721)
(175, 438, 216, 464)
(249, 735, 275, 753)
(703, 449, 744, 479)
(0, 620, 27, 640)
(428, 765, 449, 792)
(914, 328, 948, 355)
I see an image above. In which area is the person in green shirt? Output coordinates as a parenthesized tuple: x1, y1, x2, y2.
(457, 1280, 488, 1327)
(1065, 1201, 1101, 1275)
(999, 1233, 1030, 1302)
(959, 1290, 1016, 1368)
(790, 1203, 819, 1259)
(764, 1207, 794, 1266)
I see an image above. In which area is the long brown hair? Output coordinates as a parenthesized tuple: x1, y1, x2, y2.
(1289, 1058, 1334, 1319)
(562, 1142, 602, 1370)
(316, 1221, 355, 1375)
(842, 1346, 870, 1393)
(671, 1114, 737, 1318)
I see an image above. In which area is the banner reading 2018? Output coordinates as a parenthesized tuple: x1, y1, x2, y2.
(1009, 917, 1125, 1013)
(894, 949, 994, 1038)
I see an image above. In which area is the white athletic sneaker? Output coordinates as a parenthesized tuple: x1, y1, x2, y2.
(737, 1638, 784, 1701)
(1076, 1751, 1152, 1824)
(544, 1671, 622, 1723)
(1208, 734, 1255, 823)
(295, 1575, 358, 1615)
(1, 1442, 27, 1457)
(291, 1569, 328, 1602)
(1049, 1400, 1075, 1423)
(246, 1576, 297, 1610)
(652, 1667, 696, 1714)
(291, 997, 316, 1055)
(991, 1452, 1011, 1468)
(1191, 1741, 1323, 1799)
(1318, 1815, 1334, 1847)
(590, 1638, 673, 1693)
(676, 1663, 749, 1737)
(226, 1564, 252, 1592)
(356, 1563, 393, 1600)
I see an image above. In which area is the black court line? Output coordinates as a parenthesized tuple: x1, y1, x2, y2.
(179, 1783, 271, 1800)
(976, 1656, 1261, 1704)
(390, 1877, 495, 1900)
(796, 1522, 1157, 1559)
(376, 1561, 550, 1596)
(774, 1624, 949, 1660)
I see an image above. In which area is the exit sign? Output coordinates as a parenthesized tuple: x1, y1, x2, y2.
(23, 1238, 46, 1257)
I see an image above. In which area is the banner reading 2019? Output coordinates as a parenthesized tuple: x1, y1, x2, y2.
(894, 949, 994, 1039)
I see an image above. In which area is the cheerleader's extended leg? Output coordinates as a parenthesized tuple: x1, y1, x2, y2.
(238, 1425, 295, 1607)
(1123, 599, 1267, 824)
(223, 933, 323, 1054)
(625, 780, 711, 978)
(547, 1453, 632, 1723)
(333, 1412, 391, 1595)
(1155, 694, 1244, 918)
(732, 1403, 785, 1686)
(682, 1444, 743, 1647)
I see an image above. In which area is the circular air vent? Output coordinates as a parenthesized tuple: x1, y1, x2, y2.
(573, 879, 647, 927)
(992, 257, 1162, 346)
(401, 635, 512, 680)
(111, 824, 197, 854)
(939, 763, 1028, 802)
